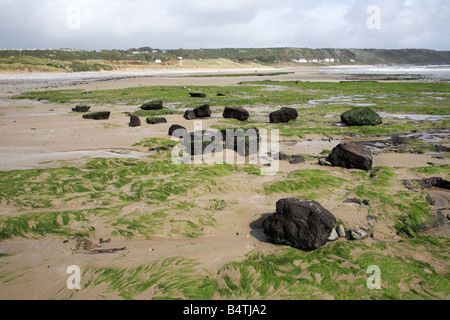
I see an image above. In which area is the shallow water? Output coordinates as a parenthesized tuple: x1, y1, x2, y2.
(378, 112, 450, 121)
(324, 65, 450, 81)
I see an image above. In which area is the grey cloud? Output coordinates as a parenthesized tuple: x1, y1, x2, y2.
(0, 0, 449, 50)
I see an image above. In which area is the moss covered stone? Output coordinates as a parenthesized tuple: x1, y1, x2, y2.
(341, 107, 382, 126)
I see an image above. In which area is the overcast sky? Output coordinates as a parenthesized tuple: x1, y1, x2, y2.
(1, 0, 449, 50)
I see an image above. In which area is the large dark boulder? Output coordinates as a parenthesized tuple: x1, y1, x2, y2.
(129, 115, 141, 127)
(270, 107, 298, 123)
(82, 111, 111, 120)
(341, 107, 382, 126)
(263, 198, 336, 250)
(194, 104, 212, 118)
(141, 100, 163, 110)
(223, 107, 249, 121)
(72, 105, 91, 113)
(327, 143, 373, 171)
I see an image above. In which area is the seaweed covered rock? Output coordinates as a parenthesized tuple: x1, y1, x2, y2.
(146, 117, 167, 124)
(341, 107, 382, 126)
(141, 100, 163, 110)
(263, 198, 336, 250)
(270, 107, 298, 123)
(82, 111, 111, 120)
(327, 142, 373, 171)
(223, 107, 249, 121)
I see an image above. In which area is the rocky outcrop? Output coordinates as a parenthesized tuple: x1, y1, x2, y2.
(263, 198, 336, 250)
(141, 100, 163, 110)
(270, 107, 298, 123)
(341, 107, 382, 126)
(129, 115, 141, 127)
(223, 107, 249, 121)
(82, 111, 111, 120)
(327, 143, 373, 171)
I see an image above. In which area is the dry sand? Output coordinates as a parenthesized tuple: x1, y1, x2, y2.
(0, 67, 449, 300)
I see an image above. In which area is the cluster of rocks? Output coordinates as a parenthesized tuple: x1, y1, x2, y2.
(263, 198, 369, 250)
(169, 125, 261, 157)
(183, 104, 212, 120)
(72, 104, 111, 120)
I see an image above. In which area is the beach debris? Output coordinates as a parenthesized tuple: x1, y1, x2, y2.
(349, 228, 369, 240)
(87, 247, 126, 254)
(263, 198, 336, 250)
(71, 105, 91, 113)
(340, 107, 382, 126)
(82, 111, 111, 120)
(327, 142, 373, 171)
(141, 100, 163, 110)
(269, 107, 298, 123)
(129, 115, 141, 127)
(223, 107, 249, 121)
(72, 237, 98, 251)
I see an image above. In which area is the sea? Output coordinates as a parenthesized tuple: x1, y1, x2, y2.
(323, 64, 450, 81)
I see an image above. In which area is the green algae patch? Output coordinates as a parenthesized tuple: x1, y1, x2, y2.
(0, 159, 259, 240)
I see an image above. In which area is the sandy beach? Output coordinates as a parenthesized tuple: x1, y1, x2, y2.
(0, 66, 449, 300)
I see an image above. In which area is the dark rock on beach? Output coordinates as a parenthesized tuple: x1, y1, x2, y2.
(141, 100, 163, 110)
(341, 107, 382, 126)
(129, 115, 141, 127)
(72, 105, 91, 113)
(169, 124, 188, 137)
(194, 104, 212, 118)
(146, 117, 167, 124)
(270, 107, 298, 123)
(223, 107, 249, 121)
(183, 109, 197, 120)
(327, 142, 373, 171)
(189, 92, 207, 98)
(82, 111, 111, 120)
(263, 198, 336, 250)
